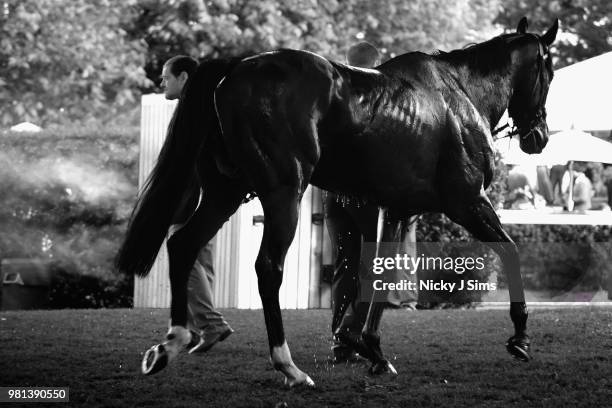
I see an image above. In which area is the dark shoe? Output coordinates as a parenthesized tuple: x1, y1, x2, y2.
(332, 344, 361, 364)
(189, 325, 234, 354)
(186, 330, 204, 353)
(332, 332, 367, 364)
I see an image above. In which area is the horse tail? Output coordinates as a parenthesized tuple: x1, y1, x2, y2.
(116, 59, 236, 277)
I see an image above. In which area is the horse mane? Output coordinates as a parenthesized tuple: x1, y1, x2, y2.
(433, 34, 519, 75)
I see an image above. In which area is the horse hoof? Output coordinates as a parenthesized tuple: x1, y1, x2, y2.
(142, 344, 168, 375)
(368, 360, 398, 376)
(284, 374, 315, 388)
(506, 335, 531, 362)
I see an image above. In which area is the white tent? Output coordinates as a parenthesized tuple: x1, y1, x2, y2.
(545, 51, 612, 132)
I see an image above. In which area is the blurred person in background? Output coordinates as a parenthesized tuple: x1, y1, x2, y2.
(550, 164, 567, 206)
(505, 165, 536, 209)
(562, 162, 594, 211)
(603, 165, 612, 209)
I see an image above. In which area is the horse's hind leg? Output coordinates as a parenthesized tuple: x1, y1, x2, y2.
(214, 93, 315, 386)
(255, 185, 315, 387)
(445, 192, 530, 361)
(143, 178, 248, 375)
(214, 55, 333, 386)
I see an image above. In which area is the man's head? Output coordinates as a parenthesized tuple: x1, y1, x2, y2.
(161, 55, 198, 100)
(347, 42, 380, 68)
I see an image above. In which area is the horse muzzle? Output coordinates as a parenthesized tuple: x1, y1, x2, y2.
(518, 120, 548, 154)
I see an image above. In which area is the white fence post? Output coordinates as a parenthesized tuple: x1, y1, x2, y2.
(133, 95, 176, 308)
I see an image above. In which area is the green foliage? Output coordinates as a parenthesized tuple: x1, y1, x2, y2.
(48, 261, 133, 308)
(345, 0, 501, 58)
(504, 224, 612, 291)
(0, 127, 138, 297)
(3, 0, 608, 129)
(126, 0, 502, 86)
(0, 0, 149, 126)
(495, 0, 612, 68)
(416, 242, 498, 305)
(1, 0, 506, 124)
(125, 0, 349, 87)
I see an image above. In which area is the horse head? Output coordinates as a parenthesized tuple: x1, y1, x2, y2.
(507, 17, 558, 154)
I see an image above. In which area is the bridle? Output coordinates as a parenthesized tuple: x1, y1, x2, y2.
(493, 35, 551, 141)
(493, 109, 547, 140)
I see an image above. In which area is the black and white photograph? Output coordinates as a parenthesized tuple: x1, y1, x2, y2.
(1, 0, 611, 407)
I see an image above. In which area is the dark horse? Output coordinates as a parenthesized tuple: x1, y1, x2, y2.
(117, 18, 558, 386)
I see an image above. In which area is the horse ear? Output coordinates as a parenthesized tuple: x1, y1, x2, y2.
(542, 19, 559, 46)
(516, 17, 528, 33)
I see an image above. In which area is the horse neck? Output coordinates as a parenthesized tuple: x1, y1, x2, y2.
(437, 42, 517, 130)
(457, 65, 513, 130)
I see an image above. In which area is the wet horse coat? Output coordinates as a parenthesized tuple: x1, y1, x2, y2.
(117, 18, 558, 386)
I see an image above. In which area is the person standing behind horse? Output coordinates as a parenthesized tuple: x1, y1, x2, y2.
(160, 55, 233, 353)
(326, 42, 418, 363)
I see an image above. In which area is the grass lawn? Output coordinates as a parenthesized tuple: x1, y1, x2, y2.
(0, 307, 611, 408)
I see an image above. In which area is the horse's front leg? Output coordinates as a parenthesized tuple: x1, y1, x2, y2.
(257, 186, 314, 387)
(142, 183, 247, 375)
(360, 208, 403, 375)
(445, 192, 530, 361)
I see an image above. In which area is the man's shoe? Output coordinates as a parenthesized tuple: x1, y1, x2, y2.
(189, 325, 234, 354)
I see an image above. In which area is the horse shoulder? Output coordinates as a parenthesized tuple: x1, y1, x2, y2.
(438, 87, 496, 190)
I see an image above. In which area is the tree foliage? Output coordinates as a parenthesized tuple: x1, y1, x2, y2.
(495, 0, 612, 68)
(0, 0, 150, 126)
(127, 0, 502, 88)
(3, 0, 610, 126)
(340, 0, 501, 58)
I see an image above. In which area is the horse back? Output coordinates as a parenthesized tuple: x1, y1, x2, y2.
(215, 49, 493, 208)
